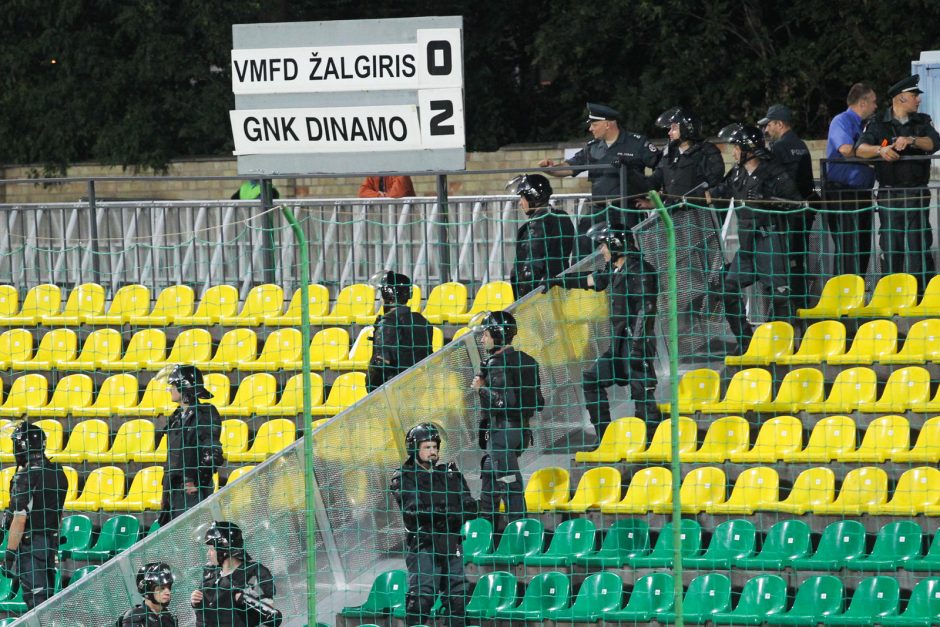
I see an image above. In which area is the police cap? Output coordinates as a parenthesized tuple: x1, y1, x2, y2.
(886, 75, 923, 100)
(757, 104, 793, 126)
(586, 103, 620, 123)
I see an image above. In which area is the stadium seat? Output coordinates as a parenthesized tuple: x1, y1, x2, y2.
(31, 419, 64, 455)
(778, 320, 847, 365)
(524, 466, 570, 513)
(765, 575, 844, 625)
(751, 367, 824, 413)
(62, 466, 79, 502)
(0, 286, 17, 319)
(734, 519, 812, 570)
(729, 415, 802, 463)
(49, 419, 108, 463)
(237, 328, 302, 371)
(659, 573, 732, 624)
(99, 329, 167, 371)
(128, 284, 195, 326)
(202, 372, 230, 409)
(821, 576, 899, 626)
(797, 274, 865, 318)
(40, 283, 105, 326)
(656, 368, 721, 414)
(837, 414, 910, 462)
(70, 514, 141, 561)
(219, 283, 284, 326)
(217, 373, 277, 417)
(600, 467, 672, 515)
(12, 327, 77, 370)
(0, 467, 16, 510)
(58, 328, 122, 370)
(553, 466, 621, 512)
(605, 573, 675, 623)
(683, 519, 757, 570)
(626, 417, 697, 462)
(813, 466, 888, 515)
(464, 570, 518, 621)
(0, 329, 32, 369)
(855, 366, 930, 413)
(223, 466, 256, 489)
(193, 328, 257, 372)
(495, 571, 569, 622)
(333, 326, 374, 371)
(802, 367, 877, 413)
(451, 326, 472, 342)
(0, 284, 61, 327)
(873, 466, 940, 515)
(523, 518, 596, 567)
(547, 571, 622, 623)
(769, 466, 836, 514)
(789, 519, 867, 570)
(446, 281, 514, 324)
(149, 328, 213, 370)
(311, 283, 375, 326)
(309, 372, 367, 416)
(432, 326, 444, 352)
(828, 319, 898, 365)
(891, 415, 940, 462)
(706, 467, 779, 515)
(851, 272, 919, 317)
(846, 521, 923, 571)
(683, 415, 750, 463)
(263, 284, 329, 326)
(84, 284, 150, 325)
(460, 518, 494, 564)
(67, 564, 98, 587)
(220, 419, 250, 460)
(340, 569, 408, 620)
(65, 466, 125, 511)
(227, 418, 296, 462)
(725, 321, 794, 366)
(283, 327, 349, 370)
(651, 466, 725, 514)
(469, 518, 544, 566)
(880, 318, 940, 364)
(27, 373, 93, 417)
(907, 533, 940, 571)
(878, 577, 940, 626)
(87, 418, 156, 463)
(136, 434, 167, 463)
(422, 282, 469, 325)
(118, 375, 175, 417)
(58, 514, 93, 560)
(629, 519, 702, 568)
(573, 519, 650, 568)
(173, 284, 239, 326)
(899, 274, 940, 317)
(0, 374, 48, 419)
(698, 367, 772, 414)
(712, 574, 789, 626)
(784, 415, 857, 462)
(267, 373, 324, 417)
(102, 466, 164, 511)
(576, 416, 647, 463)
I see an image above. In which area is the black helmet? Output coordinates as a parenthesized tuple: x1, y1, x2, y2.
(136, 562, 174, 600)
(718, 123, 769, 164)
(12, 421, 46, 466)
(656, 106, 702, 141)
(162, 364, 211, 403)
(586, 221, 636, 257)
(506, 174, 553, 209)
(370, 270, 412, 306)
(405, 422, 442, 459)
(205, 521, 245, 563)
(472, 310, 518, 349)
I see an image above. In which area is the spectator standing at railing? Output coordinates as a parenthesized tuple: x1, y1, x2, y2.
(358, 175, 416, 198)
(857, 74, 940, 294)
(230, 179, 279, 200)
(823, 83, 878, 277)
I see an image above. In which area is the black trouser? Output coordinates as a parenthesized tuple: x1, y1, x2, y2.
(159, 474, 213, 525)
(582, 348, 659, 440)
(480, 424, 526, 529)
(16, 533, 57, 609)
(877, 187, 934, 294)
(405, 544, 468, 627)
(823, 184, 873, 277)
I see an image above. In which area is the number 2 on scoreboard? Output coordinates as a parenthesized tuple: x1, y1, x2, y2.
(418, 88, 464, 149)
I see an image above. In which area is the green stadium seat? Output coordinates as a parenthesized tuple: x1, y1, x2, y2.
(553, 466, 621, 512)
(789, 519, 867, 570)
(659, 573, 732, 624)
(712, 574, 789, 625)
(84, 283, 150, 325)
(459, 518, 493, 564)
(604, 572, 675, 623)
(522, 518, 596, 567)
(340, 569, 408, 619)
(849, 272, 918, 317)
(575, 416, 646, 463)
(67, 564, 98, 587)
(769, 467, 836, 514)
(628, 519, 701, 568)
(734, 519, 812, 570)
(682, 415, 750, 463)
(494, 571, 569, 622)
(751, 367, 825, 413)
(821, 575, 899, 625)
(469, 518, 543, 566)
(58, 514, 94, 560)
(71, 514, 140, 561)
(683, 519, 757, 570)
(766, 575, 844, 625)
(547, 571, 622, 622)
(573, 519, 649, 568)
(878, 577, 940, 626)
(463, 571, 517, 620)
(600, 466, 672, 514)
(828, 319, 897, 365)
(0, 616, 18, 626)
(778, 320, 847, 365)
(906, 530, 940, 572)
(845, 521, 923, 571)
(797, 274, 865, 318)
(725, 321, 794, 366)
(0, 575, 27, 613)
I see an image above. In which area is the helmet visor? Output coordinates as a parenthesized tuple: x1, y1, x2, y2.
(505, 174, 529, 196)
(717, 123, 744, 144)
(585, 221, 612, 243)
(655, 107, 682, 129)
(368, 269, 391, 290)
(154, 365, 176, 386)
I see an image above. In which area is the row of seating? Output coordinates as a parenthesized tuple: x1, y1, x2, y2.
(0, 565, 98, 616)
(798, 272, 940, 319)
(0, 280, 512, 327)
(0, 371, 366, 418)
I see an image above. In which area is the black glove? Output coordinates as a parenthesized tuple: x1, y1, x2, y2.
(2, 550, 15, 577)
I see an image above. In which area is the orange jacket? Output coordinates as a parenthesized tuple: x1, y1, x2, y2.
(358, 176, 416, 198)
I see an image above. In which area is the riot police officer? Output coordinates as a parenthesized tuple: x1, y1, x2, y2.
(118, 562, 178, 626)
(1, 421, 69, 609)
(390, 423, 477, 627)
(190, 521, 279, 627)
(545, 223, 659, 439)
(366, 271, 434, 392)
(470, 310, 543, 527)
(708, 123, 802, 351)
(157, 364, 223, 525)
(506, 173, 576, 299)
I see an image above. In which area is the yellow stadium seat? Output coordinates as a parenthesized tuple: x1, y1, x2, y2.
(0, 284, 61, 326)
(0, 375, 49, 419)
(136, 434, 167, 463)
(827, 319, 897, 365)
(651, 466, 726, 514)
(0, 329, 33, 370)
(768, 467, 836, 514)
(784, 415, 857, 462)
(856, 366, 930, 413)
(751, 367, 824, 413)
(225, 465, 256, 486)
(0, 466, 17, 509)
(217, 373, 277, 417)
(837, 415, 910, 463)
(777, 320, 847, 365)
(89, 418, 156, 463)
(626, 417, 697, 462)
(524, 466, 570, 513)
(802, 367, 877, 414)
(99, 329, 167, 371)
(41, 283, 106, 326)
(32, 419, 64, 455)
(797, 274, 865, 318)
(657, 369, 720, 414)
(228, 418, 297, 463)
(872, 466, 940, 515)
(682, 415, 750, 463)
(445, 281, 514, 324)
(849, 273, 918, 317)
(65, 466, 125, 511)
(432, 326, 444, 353)
(283, 327, 349, 371)
(73, 374, 138, 418)
(12, 328, 77, 371)
(452, 327, 472, 342)
(267, 373, 323, 417)
(309, 372, 367, 416)
(102, 466, 163, 511)
(367, 285, 423, 325)
(27, 373, 93, 418)
(575, 416, 646, 463)
(899, 274, 940, 317)
(600, 466, 672, 514)
(50, 419, 109, 463)
(59, 328, 122, 371)
(880, 318, 940, 364)
(725, 321, 794, 366)
(423, 282, 469, 325)
(891, 416, 940, 463)
(193, 329, 257, 372)
(262, 284, 329, 326)
(332, 326, 373, 371)
(728, 415, 802, 463)
(0, 419, 11, 461)
(202, 373, 230, 409)
(698, 368, 772, 414)
(238, 328, 302, 371)
(149, 328, 213, 371)
(554, 466, 622, 513)
(706, 467, 780, 514)
(173, 284, 239, 326)
(61, 465, 79, 502)
(118, 377, 176, 417)
(219, 284, 284, 327)
(812, 466, 888, 515)
(84, 284, 150, 325)
(128, 285, 195, 326)
(220, 419, 249, 460)
(0, 286, 18, 319)
(310, 284, 375, 326)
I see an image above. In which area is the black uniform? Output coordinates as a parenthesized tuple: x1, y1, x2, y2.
(367, 305, 434, 391)
(118, 604, 178, 627)
(193, 559, 276, 627)
(391, 457, 476, 627)
(5, 456, 69, 609)
(159, 400, 223, 524)
(647, 140, 725, 205)
(857, 109, 940, 292)
(510, 206, 576, 299)
(770, 129, 815, 308)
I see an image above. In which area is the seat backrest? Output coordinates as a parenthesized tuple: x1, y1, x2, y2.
(725, 467, 778, 507)
(867, 521, 923, 560)
(252, 418, 296, 454)
(747, 416, 803, 458)
(192, 284, 238, 319)
(363, 569, 408, 612)
(569, 571, 622, 614)
(33, 328, 78, 362)
(99, 514, 141, 552)
(466, 281, 514, 315)
(2, 374, 49, 410)
(20, 284, 62, 318)
(47, 374, 93, 408)
(877, 367, 931, 406)
(258, 328, 302, 363)
(61, 283, 106, 316)
(106, 284, 150, 319)
(225, 466, 256, 485)
(136, 377, 175, 410)
(121, 329, 167, 363)
(461, 518, 494, 560)
(899, 318, 940, 356)
(722, 368, 773, 404)
(0, 466, 17, 508)
(76, 328, 122, 364)
(110, 419, 155, 457)
(599, 519, 650, 555)
(517, 571, 569, 612)
(842, 576, 899, 618)
(833, 466, 888, 508)
(80, 466, 126, 503)
(212, 329, 257, 363)
(202, 373, 230, 407)
(310, 327, 350, 363)
(650, 519, 701, 557)
(150, 285, 195, 319)
(814, 519, 867, 560)
(794, 320, 847, 358)
(784, 467, 836, 507)
(58, 514, 93, 553)
(62, 466, 78, 502)
(423, 282, 468, 318)
(330, 284, 376, 317)
(646, 417, 697, 455)
(889, 466, 940, 508)
(742, 321, 794, 360)
(568, 466, 622, 507)
(804, 415, 857, 453)
(899, 577, 940, 620)
(733, 574, 788, 617)
(622, 467, 672, 508)
(624, 573, 675, 614)
(703, 519, 757, 558)
(277, 373, 324, 409)
(166, 328, 213, 363)
(494, 518, 544, 557)
(0, 286, 18, 317)
(909, 415, 940, 453)
(682, 573, 732, 615)
(283, 284, 330, 318)
(239, 284, 284, 318)
(677, 368, 721, 406)
(698, 416, 750, 457)
(525, 467, 570, 511)
(823, 367, 877, 406)
(677, 466, 726, 509)
(325, 372, 367, 407)
(867, 273, 918, 309)
(126, 465, 164, 496)
(816, 274, 865, 313)
(220, 419, 250, 456)
(33, 419, 64, 453)
(759, 519, 812, 559)
(545, 518, 596, 557)
(347, 326, 375, 363)
(0, 329, 32, 362)
(230, 373, 277, 410)
(466, 570, 517, 616)
(67, 565, 98, 587)
(845, 319, 897, 357)
(63, 419, 109, 454)
(856, 414, 910, 455)
(788, 575, 844, 618)
(773, 367, 824, 404)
